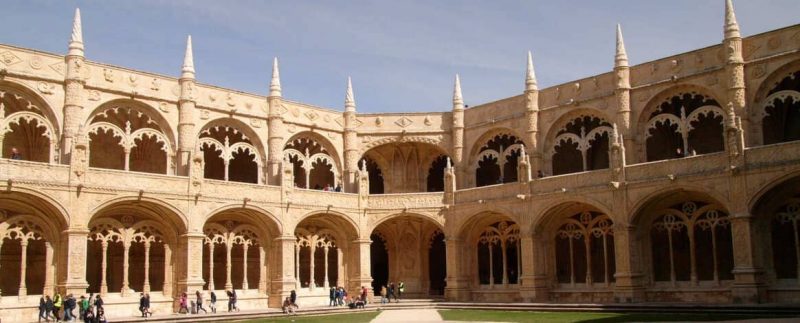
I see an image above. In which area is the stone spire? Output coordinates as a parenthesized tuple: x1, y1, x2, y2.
(526, 51, 538, 91)
(269, 57, 281, 97)
(181, 35, 195, 79)
(68, 8, 84, 57)
(725, 0, 741, 39)
(615, 24, 629, 67)
(345, 76, 355, 112)
(453, 74, 464, 108)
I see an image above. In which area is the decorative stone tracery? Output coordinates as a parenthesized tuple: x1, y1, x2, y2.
(477, 221, 520, 287)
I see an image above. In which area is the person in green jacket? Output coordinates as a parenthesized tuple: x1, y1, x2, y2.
(52, 292, 62, 322)
(79, 295, 89, 320)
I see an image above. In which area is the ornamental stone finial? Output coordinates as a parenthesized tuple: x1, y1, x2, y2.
(453, 74, 463, 108)
(725, 0, 740, 39)
(345, 76, 355, 111)
(269, 57, 281, 97)
(446, 157, 452, 169)
(181, 35, 195, 79)
(615, 24, 629, 68)
(68, 8, 84, 56)
(525, 51, 537, 91)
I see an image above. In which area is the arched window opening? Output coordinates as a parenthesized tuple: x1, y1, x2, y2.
(770, 195, 800, 280)
(0, 89, 57, 163)
(0, 216, 51, 296)
(551, 116, 611, 175)
(645, 93, 724, 161)
(284, 137, 338, 190)
(650, 201, 734, 286)
(202, 222, 266, 292)
(428, 230, 446, 295)
(554, 211, 615, 287)
(88, 105, 172, 174)
(198, 125, 261, 184)
(295, 230, 339, 289)
(762, 71, 800, 145)
(475, 134, 523, 187)
(359, 157, 384, 194)
(427, 155, 448, 192)
(477, 221, 520, 286)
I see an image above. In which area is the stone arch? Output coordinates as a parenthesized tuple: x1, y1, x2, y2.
(202, 204, 283, 237)
(751, 60, 800, 145)
(532, 197, 615, 235)
(284, 131, 342, 190)
(202, 207, 279, 294)
(542, 108, 614, 176)
(197, 118, 265, 184)
(457, 211, 521, 287)
(369, 213, 446, 297)
(534, 201, 617, 291)
(630, 188, 734, 288)
(629, 186, 730, 226)
(469, 128, 526, 187)
(88, 196, 188, 234)
(85, 99, 176, 174)
(637, 85, 725, 162)
(86, 197, 187, 297)
(0, 81, 61, 163)
(361, 141, 448, 193)
(293, 210, 360, 241)
(0, 187, 70, 231)
(748, 173, 800, 285)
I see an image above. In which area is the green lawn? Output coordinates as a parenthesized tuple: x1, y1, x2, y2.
(437, 309, 798, 322)
(234, 311, 379, 323)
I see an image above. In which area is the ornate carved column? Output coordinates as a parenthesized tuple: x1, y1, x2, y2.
(162, 244, 172, 296)
(267, 58, 285, 185)
(524, 52, 542, 173)
(451, 75, 466, 188)
(269, 235, 297, 308)
(176, 232, 206, 299)
(61, 9, 85, 162)
(60, 228, 89, 296)
(343, 77, 360, 193)
(18, 238, 28, 297)
(143, 240, 151, 293)
(294, 243, 300, 290)
(723, 0, 748, 143)
(729, 212, 767, 303)
(225, 240, 233, 291)
(349, 239, 372, 301)
(501, 240, 508, 286)
(444, 237, 470, 301)
(614, 25, 635, 163)
(242, 243, 249, 290)
(178, 36, 197, 176)
(44, 241, 55, 296)
(323, 245, 330, 288)
(259, 245, 267, 294)
(337, 248, 344, 287)
(207, 242, 215, 291)
(519, 234, 550, 302)
(100, 240, 109, 295)
(612, 224, 645, 303)
(122, 238, 131, 296)
(309, 243, 316, 290)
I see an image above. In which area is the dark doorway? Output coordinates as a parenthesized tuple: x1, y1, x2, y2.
(428, 231, 447, 295)
(370, 234, 389, 295)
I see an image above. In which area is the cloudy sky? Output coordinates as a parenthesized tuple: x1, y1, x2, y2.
(2, 1, 799, 113)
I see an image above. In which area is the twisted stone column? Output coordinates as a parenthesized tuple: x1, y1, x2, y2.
(18, 239, 28, 297)
(207, 243, 215, 291)
(100, 240, 109, 295)
(242, 243, 249, 290)
(143, 241, 151, 293)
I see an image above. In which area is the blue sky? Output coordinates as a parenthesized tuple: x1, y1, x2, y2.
(2, 1, 799, 113)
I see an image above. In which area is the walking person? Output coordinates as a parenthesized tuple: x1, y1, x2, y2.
(139, 293, 147, 317)
(63, 294, 75, 321)
(387, 282, 395, 304)
(329, 286, 336, 306)
(38, 296, 48, 323)
(231, 289, 239, 312)
(361, 286, 368, 305)
(52, 292, 62, 322)
(79, 295, 89, 320)
(210, 290, 217, 313)
(226, 290, 234, 312)
(93, 294, 104, 313)
(290, 289, 297, 307)
(196, 290, 208, 314)
(398, 281, 405, 302)
(178, 292, 189, 314)
(380, 285, 388, 304)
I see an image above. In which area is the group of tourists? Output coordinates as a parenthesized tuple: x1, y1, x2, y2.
(325, 285, 371, 309)
(178, 289, 239, 315)
(379, 281, 404, 304)
(38, 293, 106, 323)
